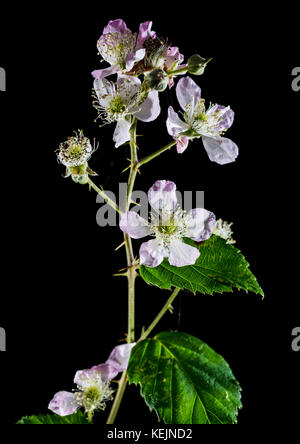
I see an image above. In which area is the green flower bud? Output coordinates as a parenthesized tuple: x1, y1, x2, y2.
(187, 55, 212, 75)
(145, 69, 169, 92)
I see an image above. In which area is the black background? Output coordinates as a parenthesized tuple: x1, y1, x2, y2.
(0, 1, 299, 426)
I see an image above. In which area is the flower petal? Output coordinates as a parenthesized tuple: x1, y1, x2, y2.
(176, 136, 189, 154)
(136, 21, 156, 50)
(48, 391, 79, 417)
(176, 76, 201, 111)
(140, 239, 166, 268)
(202, 136, 239, 165)
(166, 106, 189, 138)
(91, 65, 120, 79)
(106, 343, 136, 372)
(165, 46, 185, 70)
(185, 208, 216, 242)
(126, 48, 146, 71)
(117, 75, 141, 101)
(134, 90, 161, 122)
(148, 180, 177, 213)
(207, 105, 235, 132)
(168, 239, 200, 267)
(91, 364, 119, 381)
(74, 368, 101, 388)
(103, 19, 130, 35)
(93, 78, 115, 107)
(120, 211, 151, 239)
(113, 119, 131, 148)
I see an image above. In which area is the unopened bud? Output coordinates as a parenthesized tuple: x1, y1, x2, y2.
(187, 54, 212, 75)
(145, 69, 169, 92)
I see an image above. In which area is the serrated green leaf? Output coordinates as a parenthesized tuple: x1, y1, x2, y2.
(140, 235, 263, 296)
(17, 410, 89, 424)
(128, 331, 242, 424)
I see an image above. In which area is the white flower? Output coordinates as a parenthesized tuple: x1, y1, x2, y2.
(166, 77, 239, 164)
(120, 180, 216, 268)
(48, 343, 135, 419)
(93, 76, 160, 147)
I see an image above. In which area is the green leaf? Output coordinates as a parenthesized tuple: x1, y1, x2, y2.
(17, 411, 89, 425)
(140, 235, 263, 296)
(127, 331, 242, 424)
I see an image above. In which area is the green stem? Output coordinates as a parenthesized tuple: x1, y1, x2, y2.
(106, 117, 138, 425)
(139, 288, 181, 341)
(87, 177, 122, 214)
(106, 372, 128, 425)
(126, 118, 138, 211)
(168, 67, 188, 76)
(137, 141, 176, 168)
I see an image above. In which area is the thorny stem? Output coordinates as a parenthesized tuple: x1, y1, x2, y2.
(126, 118, 139, 211)
(139, 288, 181, 341)
(87, 177, 122, 215)
(106, 372, 128, 425)
(106, 117, 138, 424)
(137, 141, 176, 168)
(107, 130, 179, 424)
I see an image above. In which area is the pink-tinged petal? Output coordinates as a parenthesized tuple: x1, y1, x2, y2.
(168, 239, 200, 267)
(176, 136, 189, 154)
(126, 48, 146, 71)
(165, 46, 185, 70)
(120, 211, 151, 239)
(113, 119, 131, 148)
(207, 105, 235, 131)
(136, 21, 156, 50)
(168, 77, 175, 89)
(202, 136, 239, 165)
(91, 363, 119, 381)
(176, 76, 201, 111)
(185, 208, 216, 242)
(134, 90, 161, 122)
(166, 106, 189, 138)
(91, 65, 120, 79)
(103, 19, 130, 35)
(148, 180, 177, 213)
(74, 368, 101, 387)
(48, 391, 79, 417)
(106, 343, 136, 372)
(140, 239, 166, 268)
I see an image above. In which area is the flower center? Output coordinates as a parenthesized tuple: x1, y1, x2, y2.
(150, 208, 190, 244)
(109, 95, 126, 114)
(158, 220, 179, 236)
(58, 131, 93, 167)
(98, 31, 136, 66)
(74, 378, 114, 415)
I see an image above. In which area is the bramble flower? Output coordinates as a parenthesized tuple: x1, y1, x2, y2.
(57, 131, 98, 184)
(93, 76, 160, 147)
(92, 19, 155, 80)
(48, 343, 135, 419)
(120, 180, 216, 268)
(166, 77, 239, 164)
(214, 219, 236, 244)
